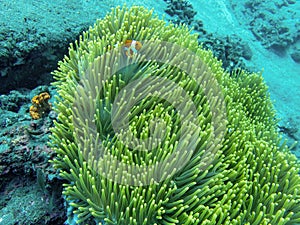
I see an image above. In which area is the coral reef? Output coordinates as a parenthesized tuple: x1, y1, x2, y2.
(50, 6, 300, 224)
(199, 34, 252, 73)
(230, 0, 300, 53)
(163, 0, 251, 73)
(278, 116, 300, 159)
(0, 0, 114, 94)
(0, 176, 65, 225)
(0, 27, 66, 94)
(163, 0, 206, 35)
(290, 48, 300, 63)
(0, 86, 65, 224)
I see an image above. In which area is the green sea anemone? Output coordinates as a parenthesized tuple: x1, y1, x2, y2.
(50, 5, 300, 225)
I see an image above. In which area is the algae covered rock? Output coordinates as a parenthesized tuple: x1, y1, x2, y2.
(50, 6, 300, 225)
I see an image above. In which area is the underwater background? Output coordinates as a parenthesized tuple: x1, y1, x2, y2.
(0, 0, 299, 224)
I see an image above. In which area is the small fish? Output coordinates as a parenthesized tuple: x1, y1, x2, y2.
(123, 40, 142, 57)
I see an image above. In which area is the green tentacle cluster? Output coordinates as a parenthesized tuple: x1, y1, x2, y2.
(50, 5, 300, 225)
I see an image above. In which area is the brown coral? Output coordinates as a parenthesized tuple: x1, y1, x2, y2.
(29, 92, 51, 119)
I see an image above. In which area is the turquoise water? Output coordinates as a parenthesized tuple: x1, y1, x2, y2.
(0, 0, 299, 224)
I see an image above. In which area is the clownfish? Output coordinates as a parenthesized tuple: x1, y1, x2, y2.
(123, 40, 142, 57)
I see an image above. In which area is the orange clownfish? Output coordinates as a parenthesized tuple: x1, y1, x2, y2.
(123, 40, 142, 57)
